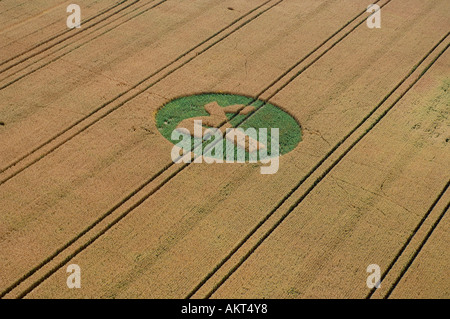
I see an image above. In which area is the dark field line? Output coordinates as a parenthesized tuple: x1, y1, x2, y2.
(366, 180, 450, 298)
(14, 163, 188, 299)
(253, 0, 382, 99)
(0, 0, 163, 89)
(0, 0, 141, 78)
(0, 1, 30, 16)
(190, 0, 390, 160)
(188, 0, 399, 298)
(203, 39, 450, 299)
(0, 0, 282, 298)
(376, 180, 449, 299)
(12, 0, 387, 298)
(0, 0, 134, 69)
(5, 0, 375, 298)
(15, 0, 389, 299)
(5, 0, 441, 299)
(0, 0, 273, 179)
(193, 3, 450, 298)
(0, 1, 69, 28)
(385, 198, 450, 298)
(0, 0, 120, 51)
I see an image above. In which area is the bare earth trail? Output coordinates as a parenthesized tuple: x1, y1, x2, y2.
(0, 0, 448, 298)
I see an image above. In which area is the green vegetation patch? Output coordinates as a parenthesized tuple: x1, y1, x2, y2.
(156, 93, 302, 161)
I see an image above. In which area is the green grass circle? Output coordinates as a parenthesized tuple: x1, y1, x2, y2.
(156, 93, 302, 160)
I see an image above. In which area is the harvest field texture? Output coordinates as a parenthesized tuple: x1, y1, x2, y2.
(0, 0, 449, 299)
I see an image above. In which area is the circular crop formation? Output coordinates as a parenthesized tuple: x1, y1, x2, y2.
(156, 93, 302, 161)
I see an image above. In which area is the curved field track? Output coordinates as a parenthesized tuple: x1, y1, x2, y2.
(0, 0, 448, 299)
